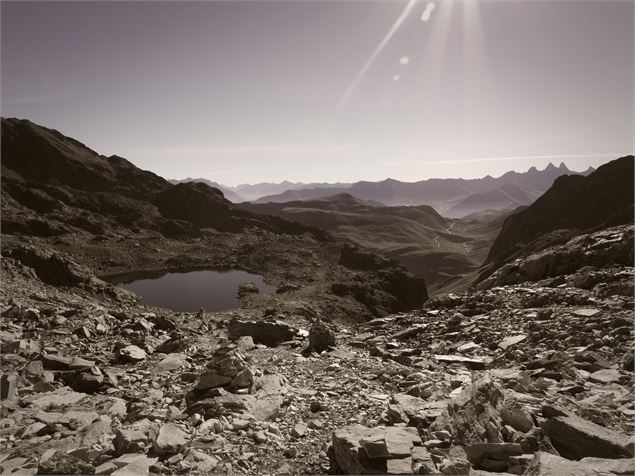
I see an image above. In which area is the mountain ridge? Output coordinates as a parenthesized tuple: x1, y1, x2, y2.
(250, 162, 596, 216)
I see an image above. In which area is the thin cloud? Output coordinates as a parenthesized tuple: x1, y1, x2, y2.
(128, 144, 355, 157)
(379, 153, 623, 167)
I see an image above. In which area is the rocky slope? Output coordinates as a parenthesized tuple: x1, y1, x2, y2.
(1, 223, 633, 475)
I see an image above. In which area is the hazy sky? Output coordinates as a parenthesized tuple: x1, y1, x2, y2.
(2, 0, 633, 185)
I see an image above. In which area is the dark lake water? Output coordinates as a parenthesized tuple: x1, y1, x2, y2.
(109, 269, 276, 312)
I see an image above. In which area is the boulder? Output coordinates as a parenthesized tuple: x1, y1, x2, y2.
(309, 320, 336, 352)
(500, 399, 534, 433)
(118, 345, 146, 363)
(110, 454, 158, 476)
(1, 373, 18, 401)
(330, 425, 423, 474)
(153, 423, 189, 455)
(5, 246, 97, 287)
(227, 319, 298, 346)
(196, 346, 253, 392)
(541, 412, 634, 459)
(588, 369, 622, 384)
(446, 374, 506, 445)
(465, 443, 523, 471)
(388, 393, 448, 426)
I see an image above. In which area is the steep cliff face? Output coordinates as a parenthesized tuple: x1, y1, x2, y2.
(486, 156, 634, 263)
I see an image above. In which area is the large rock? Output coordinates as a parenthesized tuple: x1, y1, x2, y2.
(63, 367, 105, 393)
(500, 399, 534, 433)
(541, 412, 634, 459)
(1, 373, 18, 401)
(110, 454, 158, 476)
(118, 345, 146, 363)
(465, 443, 523, 472)
(387, 393, 448, 427)
(445, 374, 506, 445)
(196, 345, 254, 392)
(189, 375, 286, 421)
(153, 423, 189, 455)
(330, 425, 424, 475)
(5, 246, 100, 287)
(37, 450, 95, 475)
(588, 369, 622, 384)
(309, 320, 336, 352)
(227, 319, 298, 346)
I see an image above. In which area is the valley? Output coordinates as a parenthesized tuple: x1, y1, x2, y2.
(242, 194, 511, 293)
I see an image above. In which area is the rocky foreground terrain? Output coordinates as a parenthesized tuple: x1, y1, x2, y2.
(1, 119, 633, 475)
(1, 222, 634, 475)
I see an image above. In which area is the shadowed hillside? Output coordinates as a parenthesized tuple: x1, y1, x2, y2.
(487, 155, 634, 263)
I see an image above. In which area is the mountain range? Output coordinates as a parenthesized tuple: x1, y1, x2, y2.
(173, 163, 594, 218)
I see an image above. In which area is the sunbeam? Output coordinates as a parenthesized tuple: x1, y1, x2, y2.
(337, 0, 418, 109)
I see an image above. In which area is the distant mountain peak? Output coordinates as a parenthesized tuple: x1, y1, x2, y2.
(544, 162, 557, 171)
(558, 162, 569, 171)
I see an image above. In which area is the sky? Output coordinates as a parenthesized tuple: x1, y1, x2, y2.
(1, 0, 633, 186)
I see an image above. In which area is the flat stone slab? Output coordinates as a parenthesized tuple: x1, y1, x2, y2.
(525, 452, 635, 476)
(26, 388, 87, 409)
(588, 368, 621, 384)
(573, 308, 602, 317)
(434, 354, 491, 370)
(542, 413, 634, 459)
(499, 334, 528, 350)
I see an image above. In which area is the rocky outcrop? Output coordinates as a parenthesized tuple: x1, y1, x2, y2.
(3, 246, 101, 288)
(329, 425, 427, 474)
(478, 225, 634, 289)
(227, 319, 299, 346)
